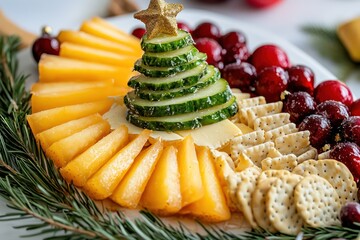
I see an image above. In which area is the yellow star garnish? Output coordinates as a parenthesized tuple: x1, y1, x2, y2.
(134, 0, 183, 39)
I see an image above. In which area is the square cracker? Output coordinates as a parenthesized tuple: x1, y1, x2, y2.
(235, 152, 255, 172)
(275, 131, 310, 155)
(264, 123, 298, 142)
(294, 175, 341, 227)
(254, 113, 291, 132)
(292, 159, 358, 205)
(261, 154, 298, 172)
(317, 150, 330, 160)
(230, 130, 265, 160)
(239, 102, 283, 128)
(266, 147, 282, 158)
(242, 141, 275, 167)
(266, 174, 303, 235)
(297, 147, 317, 163)
(238, 96, 266, 109)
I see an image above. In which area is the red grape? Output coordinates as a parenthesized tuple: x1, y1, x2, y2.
(131, 27, 146, 39)
(255, 66, 288, 102)
(222, 62, 257, 91)
(195, 38, 223, 65)
(316, 100, 349, 127)
(283, 91, 316, 123)
(287, 65, 315, 95)
(314, 80, 353, 107)
(250, 44, 290, 72)
(351, 99, 360, 116)
(245, 0, 283, 8)
(339, 116, 360, 146)
(192, 22, 221, 41)
(340, 202, 360, 229)
(330, 142, 360, 181)
(299, 114, 332, 149)
(219, 31, 246, 51)
(32, 26, 60, 63)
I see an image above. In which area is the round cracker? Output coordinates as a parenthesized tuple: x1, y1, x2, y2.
(267, 174, 303, 235)
(235, 166, 261, 228)
(251, 177, 277, 232)
(294, 175, 341, 227)
(292, 159, 357, 205)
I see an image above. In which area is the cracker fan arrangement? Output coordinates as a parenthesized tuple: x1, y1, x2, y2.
(6, 0, 360, 238)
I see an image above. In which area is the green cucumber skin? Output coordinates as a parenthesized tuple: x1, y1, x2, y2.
(134, 53, 207, 78)
(137, 68, 220, 101)
(124, 80, 232, 117)
(142, 46, 199, 67)
(141, 32, 195, 53)
(126, 97, 238, 131)
(128, 66, 207, 91)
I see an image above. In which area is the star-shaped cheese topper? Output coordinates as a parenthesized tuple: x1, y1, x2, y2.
(134, 0, 183, 39)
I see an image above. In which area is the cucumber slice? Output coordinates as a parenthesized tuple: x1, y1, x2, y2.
(124, 78, 232, 117)
(134, 53, 207, 78)
(142, 45, 199, 67)
(127, 96, 238, 131)
(137, 66, 220, 101)
(141, 30, 194, 53)
(129, 63, 207, 91)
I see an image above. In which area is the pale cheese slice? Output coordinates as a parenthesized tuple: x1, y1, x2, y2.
(176, 119, 242, 149)
(235, 123, 253, 134)
(103, 104, 183, 141)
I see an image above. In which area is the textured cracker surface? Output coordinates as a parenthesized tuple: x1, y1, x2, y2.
(252, 177, 277, 232)
(293, 159, 358, 205)
(254, 113, 291, 132)
(267, 174, 303, 235)
(236, 167, 261, 228)
(294, 175, 341, 227)
(242, 142, 274, 167)
(261, 154, 298, 171)
(275, 131, 310, 155)
(230, 130, 265, 160)
(264, 123, 297, 142)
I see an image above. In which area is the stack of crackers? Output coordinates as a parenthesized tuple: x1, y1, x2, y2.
(212, 92, 358, 234)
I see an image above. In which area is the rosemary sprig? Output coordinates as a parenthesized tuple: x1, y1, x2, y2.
(0, 34, 360, 239)
(302, 25, 360, 81)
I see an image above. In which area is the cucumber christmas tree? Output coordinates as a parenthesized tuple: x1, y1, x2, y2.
(125, 0, 238, 131)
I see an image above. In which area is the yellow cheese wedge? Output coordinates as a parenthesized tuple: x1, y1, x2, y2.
(176, 120, 242, 149)
(337, 16, 360, 62)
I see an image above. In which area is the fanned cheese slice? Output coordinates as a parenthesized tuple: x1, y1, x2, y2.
(103, 104, 183, 141)
(176, 119, 242, 149)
